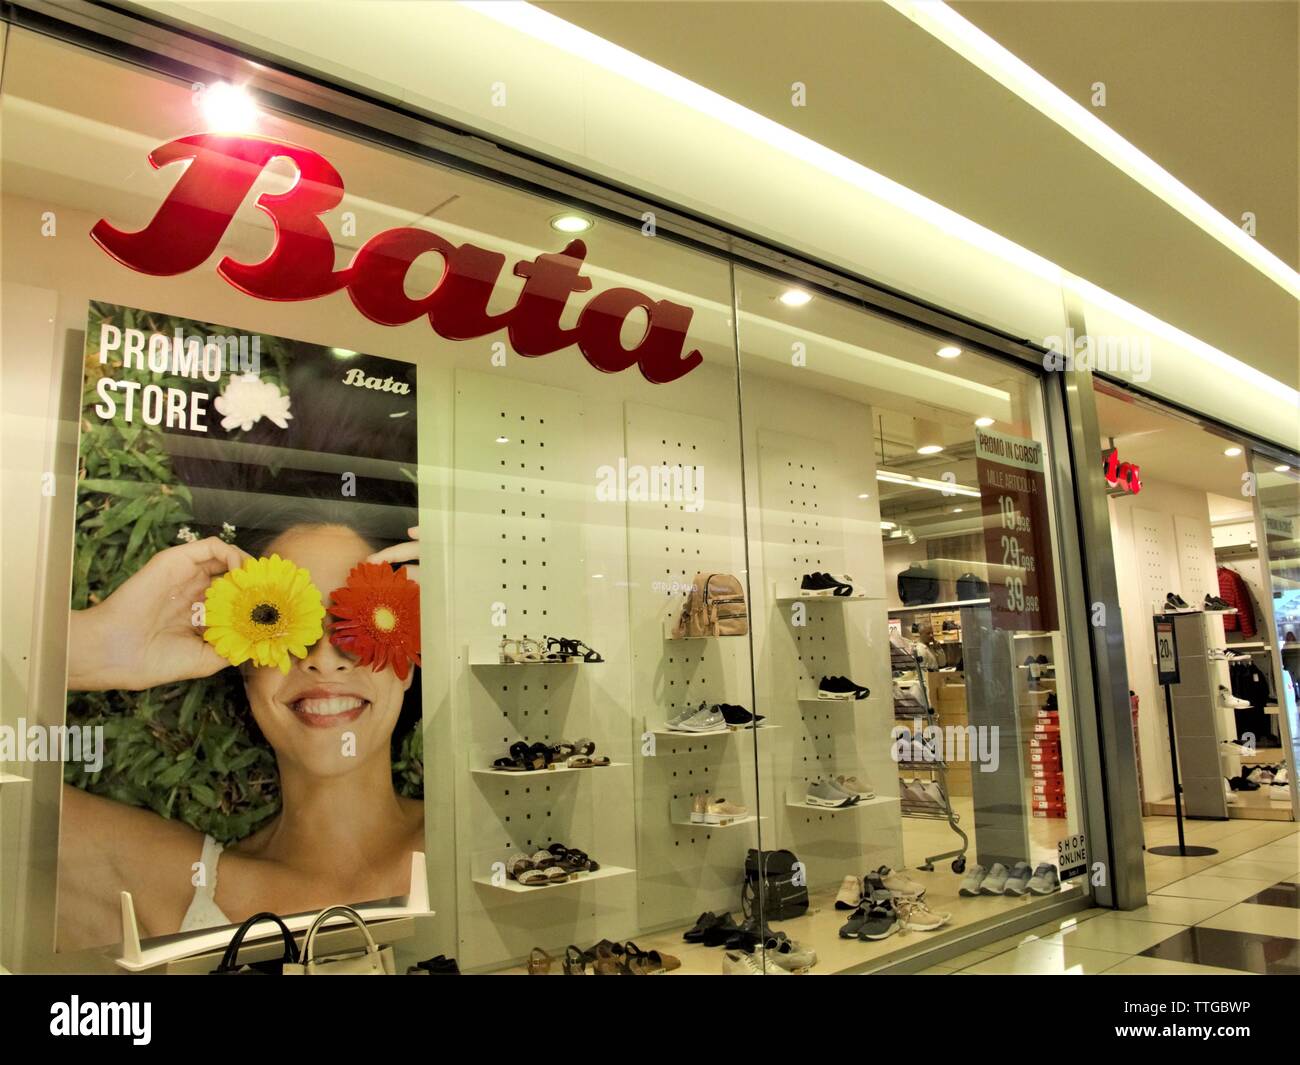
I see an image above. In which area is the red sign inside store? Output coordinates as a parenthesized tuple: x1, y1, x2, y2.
(975, 427, 1060, 632)
(1102, 448, 1142, 494)
(90, 134, 704, 384)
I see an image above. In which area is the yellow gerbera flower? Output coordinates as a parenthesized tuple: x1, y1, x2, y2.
(204, 554, 325, 674)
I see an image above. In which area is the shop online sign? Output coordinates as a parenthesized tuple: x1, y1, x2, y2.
(90, 134, 703, 384)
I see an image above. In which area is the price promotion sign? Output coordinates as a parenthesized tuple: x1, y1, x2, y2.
(975, 427, 1059, 632)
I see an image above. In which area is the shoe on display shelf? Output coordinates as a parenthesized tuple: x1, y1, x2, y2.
(958, 864, 988, 896)
(691, 794, 708, 823)
(1227, 775, 1260, 791)
(765, 940, 817, 972)
(835, 874, 863, 910)
(671, 705, 725, 732)
(806, 779, 857, 807)
(1026, 863, 1061, 895)
(666, 703, 701, 728)
(1273, 765, 1289, 786)
(1219, 686, 1252, 710)
(818, 675, 871, 700)
(825, 779, 861, 803)
(875, 865, 926, 899)
(1002, 861, 1035, 897)
(1246, 767, 1274, 785)
(941, 619, 959, 633)
(703, 798, 748, 824)
(978, 862, 1011, 895)
(861, 871, 893, 905)
(1204, 594, 1234, 611)
(835, 774, 876, 799)
(799, 572, 854, 597)
(895, 898, 952, 932)
(838, 906, 870, 939)
(1208, 648, 1251, 661)
(723, 950, 789, 975)
(684, 911, 721, 943)
(857, 900, 900, 941)
(1164, 592, 1193, 612)
(699, 913, 742, 947)
(716, 703, 764, 727)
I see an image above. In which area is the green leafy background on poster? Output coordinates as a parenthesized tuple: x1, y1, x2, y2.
(64, 303, 423, 843)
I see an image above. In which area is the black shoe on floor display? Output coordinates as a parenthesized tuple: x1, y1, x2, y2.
(1044, 692, 1059, 712)
(1035, 654, 1049, 665)
(410, 954, 461, 974)
(684, 912, 720, 943)
(941, 620, 959, 633)
(1228, 775, 1260, 791)
(700, 912, 741, 947)
(818, 675, 870, 700)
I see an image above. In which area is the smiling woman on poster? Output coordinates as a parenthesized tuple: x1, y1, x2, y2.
(57, 524, 425, 949)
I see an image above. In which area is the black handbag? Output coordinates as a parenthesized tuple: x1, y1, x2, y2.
(210, 912, 300, 975)
(955, 571, 989, 601)
(740, 848, 808, 921)
(897, 564, 939, 606)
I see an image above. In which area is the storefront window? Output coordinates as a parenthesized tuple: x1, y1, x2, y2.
(1, 25, 1093, 976)
(734, 267, 1089, 972)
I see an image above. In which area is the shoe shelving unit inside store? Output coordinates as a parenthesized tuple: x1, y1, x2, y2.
(887, 600, 980, 873)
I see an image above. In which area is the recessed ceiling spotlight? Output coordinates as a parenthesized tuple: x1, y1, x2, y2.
(779, 289, 812, 307)
(937, 345, 962, 359)
(495, 435, 509, 444)
(201, 82, 259, 132)
(857, 492, 871, 499)
(880, 521, 896, 530)
(1223, 446, 1243, 457)
(917, 444, 944, 455)
(1275, 464, 1291, 473)
(974, 416, 995, 427)
(550, 212, 594, 233)
(952, 507, 964, 513)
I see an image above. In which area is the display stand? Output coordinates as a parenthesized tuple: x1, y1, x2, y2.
(1148, 616, 1217, 856)
(114, 851, 432, 972)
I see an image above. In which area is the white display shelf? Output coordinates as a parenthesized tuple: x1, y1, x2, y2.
(116, 851, 431, 972)
(471, 762, 628, 779)
(773, 580, 878, 603)
(651, 725, 778, 739)
(470, 658, 599, 668)
(797, 694, 869, 706)
(786, 794, 899, 812)
(0, 772, 30, 786)
(670, 814, 764, 829)
(888, 598, 989, 614)
(472, 865, 634, 893)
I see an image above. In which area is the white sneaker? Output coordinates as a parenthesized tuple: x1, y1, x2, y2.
(836, 775, 876, 799)
(765, 941, 817, 972)
(895, 897, 951, 931)
(876, 865, 926, 899)
(722, 949, 789, 975)
(1218, 686, 1251, 710)
(920, 781, 946, 805)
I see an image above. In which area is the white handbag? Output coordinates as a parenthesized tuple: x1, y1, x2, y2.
(282, 905, 396, 976)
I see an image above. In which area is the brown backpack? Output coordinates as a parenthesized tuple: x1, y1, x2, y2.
(673, 572, 749, 638)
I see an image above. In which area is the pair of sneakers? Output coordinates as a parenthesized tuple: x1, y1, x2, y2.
(838, 897, 899, 941)
(805, 779, 862, 807)
(1164, 592, 1195, 612)
(666, 703, 724, 732)
(960, 861, 1060, 897)
(800, 572, 854, 597)
(818, 675, 870, 700)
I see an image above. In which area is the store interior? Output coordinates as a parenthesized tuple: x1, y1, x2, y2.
(1096, 381, 1297, 830)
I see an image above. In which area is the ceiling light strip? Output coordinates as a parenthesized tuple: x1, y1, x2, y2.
(886, 0, 1300, 300)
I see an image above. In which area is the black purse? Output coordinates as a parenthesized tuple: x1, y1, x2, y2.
(897, 564, 939, 606)
(740, 848, 809, 921)
(210, 912, 300, 975)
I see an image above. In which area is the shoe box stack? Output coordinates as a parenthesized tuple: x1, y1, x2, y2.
(1029, 692, 1066, 818)
(931, 674, 971, 797)
(930, 609, 962, 644)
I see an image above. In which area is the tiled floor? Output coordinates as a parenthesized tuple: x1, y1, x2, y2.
(918, 815, 1299, 975)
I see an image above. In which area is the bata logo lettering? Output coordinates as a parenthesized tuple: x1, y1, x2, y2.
(90, 134, 703, 384)
(1102, 448, 1142, 494)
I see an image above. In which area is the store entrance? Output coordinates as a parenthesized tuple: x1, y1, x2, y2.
(1096, 381, 1295, 833)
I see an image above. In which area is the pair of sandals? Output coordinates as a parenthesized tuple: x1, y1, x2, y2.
(579, 939, 681, 975)
(492, 739, 609, 772)
(499, 635, 605, 664)
(506, 843, 600, 886)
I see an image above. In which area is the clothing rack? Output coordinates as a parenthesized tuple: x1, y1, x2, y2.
(892, 647, 969, 874)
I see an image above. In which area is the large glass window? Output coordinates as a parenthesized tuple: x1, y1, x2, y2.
(1, 24, 1091, 975)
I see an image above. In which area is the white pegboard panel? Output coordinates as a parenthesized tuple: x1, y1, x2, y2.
(623, 400, 761, 930)
(1174, 513, 1215, 607)
(450, 370, 636, 970)
(751, 419, 901, 889)
(1133, 507, 1175, 614)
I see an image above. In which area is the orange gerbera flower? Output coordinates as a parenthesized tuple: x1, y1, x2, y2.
(328, 562, 421, 680)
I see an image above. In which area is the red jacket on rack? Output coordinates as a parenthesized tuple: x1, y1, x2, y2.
(1217, 567, 1256, 637)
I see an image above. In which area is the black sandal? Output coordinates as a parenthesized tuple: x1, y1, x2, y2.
(563, 945, 587, 975)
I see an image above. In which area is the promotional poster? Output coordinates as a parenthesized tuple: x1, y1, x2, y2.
(56, 301, 421, 951)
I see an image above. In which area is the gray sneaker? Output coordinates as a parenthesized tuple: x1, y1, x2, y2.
(1003, 861, 1035, 896)
(1026, 862, 1061, 895)
(958, 864, 987, 896)
(674, 706, 725, 732)
(806, 779, 854, 807)
(979, 862, 1011, 895)
(666, 702, 703, 728)
(824, 779, 861, 804)
(857, 900, 899, 941)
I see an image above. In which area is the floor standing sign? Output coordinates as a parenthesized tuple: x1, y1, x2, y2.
(1149, 615, 1218, 857)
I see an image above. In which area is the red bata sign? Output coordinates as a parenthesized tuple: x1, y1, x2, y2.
(1102, 448, 1142, 494)
(90, 134, 703, 384)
